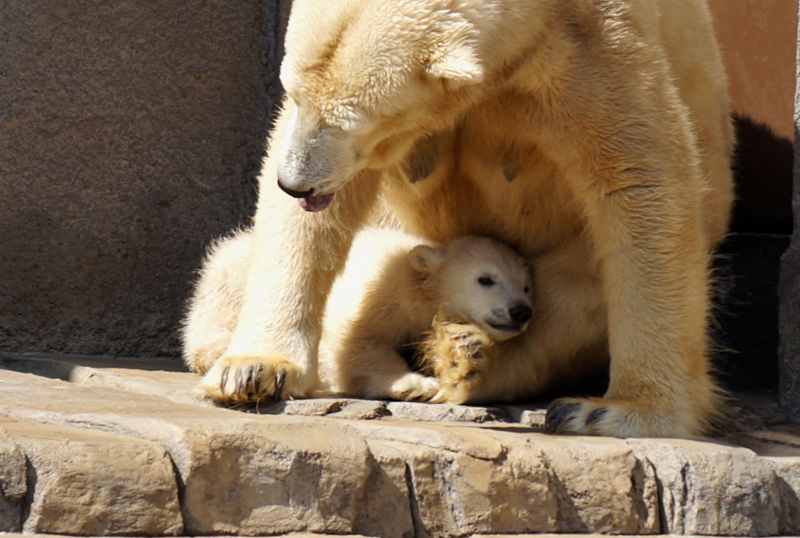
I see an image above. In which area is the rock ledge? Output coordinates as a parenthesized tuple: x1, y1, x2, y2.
(1, 353, 798, 537)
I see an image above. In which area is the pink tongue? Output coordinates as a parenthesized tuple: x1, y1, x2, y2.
(298, 193, 335, 212)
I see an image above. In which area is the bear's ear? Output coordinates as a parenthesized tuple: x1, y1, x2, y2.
(409, 245, 446, 275)
(426, 43, 484, 86)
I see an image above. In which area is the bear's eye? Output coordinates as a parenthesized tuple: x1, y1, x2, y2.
(478, 276, 495, 287)
(524, 286, 530, 294)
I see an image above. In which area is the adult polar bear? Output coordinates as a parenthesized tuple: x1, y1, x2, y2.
(196, 0, 734, 437)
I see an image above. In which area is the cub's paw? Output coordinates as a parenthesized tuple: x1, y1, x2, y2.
(388, 373, 445, 403)
(545, 397, 698, 438)
(422, 321, 495, 404)
(200, 355, 303, 404)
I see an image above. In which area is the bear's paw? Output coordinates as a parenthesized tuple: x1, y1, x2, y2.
(421, 319, 496, 405)
(387, 373, 445, 403)
(200, 354, 304, 404)
(545, 397, 699, 438)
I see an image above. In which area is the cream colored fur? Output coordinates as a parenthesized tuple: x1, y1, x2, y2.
(318, 228, 533, 401)
(184, 0, 734, 438)
(185, 227, 533, 402)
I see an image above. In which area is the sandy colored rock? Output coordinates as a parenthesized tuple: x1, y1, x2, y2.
(538, 437, 659, 534)
(0, 369, 392, 536)
(0, 353, 209, 408)
(385, 401, 508, 424)
(0, 428, 26, 532)
(628, 438, 783, 536)
(736, 431, 800, 536)
(361, 435, 557, 537)
(766, 454, 800, 534)
(1, 358, 800, 537)
(0, 417, 182, 536)
(348, 422, 658, 536)
(351, 441, 415, 538)
(175, 419, 376, 536)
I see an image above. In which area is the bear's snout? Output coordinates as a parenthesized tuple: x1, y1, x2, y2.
(277, 180, 315, 199)
(509, 304, 532, 325)
(485, 302, 533, 339)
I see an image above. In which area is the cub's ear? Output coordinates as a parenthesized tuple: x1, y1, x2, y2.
(426, 43, 484, 86)
(409, 245, 446, 275)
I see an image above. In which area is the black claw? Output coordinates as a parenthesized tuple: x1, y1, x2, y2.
(275, 369, 288, 399)
(585, 407, 608, 426)
(250, 364, 262, 397)
(234, 368, 246, 398)
(245, 367, 255, 397)
(545, 401, 580, 432)
(220, 367, 230, 394)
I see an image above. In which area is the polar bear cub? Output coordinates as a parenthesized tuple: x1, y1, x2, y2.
(318, 227, 533, 402)
(183, 226, 533, 403)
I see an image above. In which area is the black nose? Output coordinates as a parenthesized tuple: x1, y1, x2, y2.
(277, 180, 314, 199)
(509, 304, 532, 325)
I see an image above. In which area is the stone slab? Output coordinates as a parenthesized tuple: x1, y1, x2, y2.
(0, 534, 749, 538)
(0, 428, 27, 532)
(1, 357, 800, 536)
(351, 423, 658, 536)
(0, 368, 399, 537)
(0, 417, 182, 536)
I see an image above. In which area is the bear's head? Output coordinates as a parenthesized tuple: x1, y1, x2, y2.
(410, 237, 534, 342)
(276, 0, 485, 211)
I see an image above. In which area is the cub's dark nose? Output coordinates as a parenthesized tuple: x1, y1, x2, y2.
(277, 180, 314, 199)
(509, 304, 532, 325)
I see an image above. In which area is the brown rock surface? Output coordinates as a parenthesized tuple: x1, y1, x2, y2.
(0, 417, 181, 536)
(628, 439, 783, 536)
(0, 429, 27, 532)
(0, 354, 798, 537)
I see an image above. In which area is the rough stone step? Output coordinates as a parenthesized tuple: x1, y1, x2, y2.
(0, 534, 753, 538)
(0, 353, 545, 425)
(1, 353, 799, 537)
(0, 417, 182, 535)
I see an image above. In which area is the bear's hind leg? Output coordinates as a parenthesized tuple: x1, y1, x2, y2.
(376, 372, 444, 403)
(183, 230, 253, 375)
(336, 341, 445, 402)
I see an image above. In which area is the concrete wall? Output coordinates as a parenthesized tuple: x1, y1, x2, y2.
(0, 0, 290, 357)
(708, 0, 797, 231)
(708, 0, 796, 141)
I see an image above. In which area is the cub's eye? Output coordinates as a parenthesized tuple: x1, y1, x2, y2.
(524, 286, 530, 294)
(478, 276, 495, 287)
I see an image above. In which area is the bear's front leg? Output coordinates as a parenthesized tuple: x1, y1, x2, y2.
(198, 138, 380, 403)
(546, 170, 722, 438)
(420, 315, 497, 405)
(197, 200, 339, 402)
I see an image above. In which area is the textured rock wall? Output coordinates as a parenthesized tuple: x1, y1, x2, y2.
(0, 0, 290, 357)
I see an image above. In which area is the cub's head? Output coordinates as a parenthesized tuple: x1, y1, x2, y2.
(410, 237, 534, 342)
(277, 0, 485, 211)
